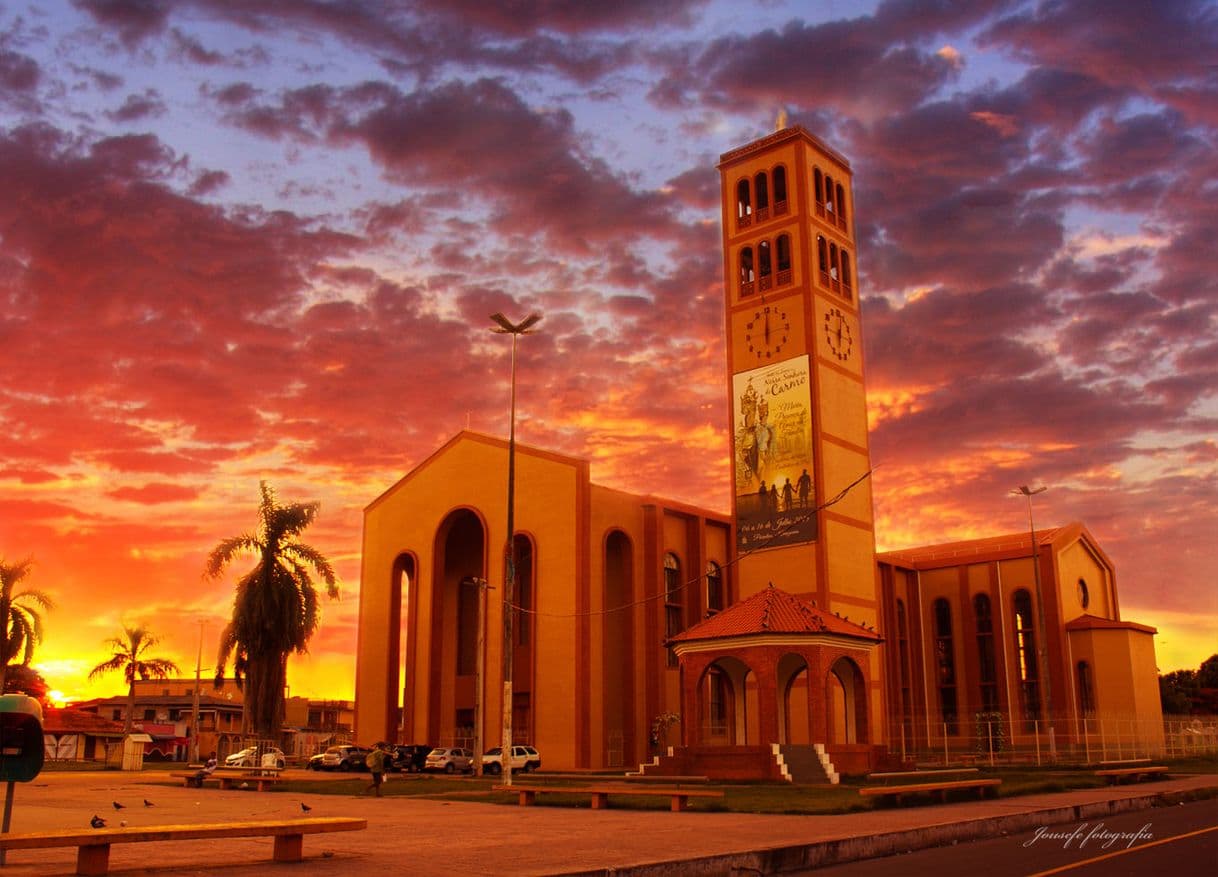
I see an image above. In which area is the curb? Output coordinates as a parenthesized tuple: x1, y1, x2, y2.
(557, 787, 1218, 876)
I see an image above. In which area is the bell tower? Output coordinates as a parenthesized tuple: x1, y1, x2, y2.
(718, 126, 879, 627)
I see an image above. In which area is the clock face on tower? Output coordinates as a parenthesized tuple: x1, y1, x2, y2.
(823, 307, 854, 361)
(745, 305, 791, 361)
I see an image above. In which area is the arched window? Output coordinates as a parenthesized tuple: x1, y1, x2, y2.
(707, 666, 728, 736)
(758, 240, 772, 290)
(1013, 589, 1041, 726)
(974, 594, 998, 712)
(736, 178, 751, 225)
(896, 599, 912, 737)
(933, 598, 958, 734)
(706, 561, 723, 615)
(776, 234, 791, 285)
(773, 166, 788, 215)
(813, 167, 825, 215)
(1077, 577, 1090, 609)
(835, 182, 847, 227)
(824, 173, 836, 214)
(755, 171, 769, 220)
(1077, 661, 1095, 715)
(829, 242, 840, 283)
(664, 552, 682, 668)
(817, 235, 829, 284)
(840, 250, 852, 293)
(739, 247, 755, 297)
(514, 534, 533, 647)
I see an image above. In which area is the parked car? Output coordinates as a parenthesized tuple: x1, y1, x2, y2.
(423, 747, 474, 774)
(480, 745, 541, 776)
(388, 744, 431, 773)
(320, 744, 372, 771)
(305, 753, 326, 770)
(224, 746, 286, 769)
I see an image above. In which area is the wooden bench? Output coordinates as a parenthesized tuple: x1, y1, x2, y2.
(217, 764, 282, 777)
(867, 768, 979, 785)
(0, 817, 365, 876)
(859, 777, 1001, 806)
(494, 783, 724, 812)
(169, 771, 284, 791)
(1094, 765, 1169, 784)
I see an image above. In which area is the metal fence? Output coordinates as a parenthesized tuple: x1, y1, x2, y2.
(885, 712, 1218, 766)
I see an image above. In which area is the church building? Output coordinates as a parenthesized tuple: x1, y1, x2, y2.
(352, 127, 1163, 777)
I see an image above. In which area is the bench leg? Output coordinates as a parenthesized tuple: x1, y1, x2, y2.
(516, 791, 535, 806)
(590, 792, 609, 810)
(273, 833, 304, 863)
(76, 843, 111, 876)
(670, 795, 688, 812)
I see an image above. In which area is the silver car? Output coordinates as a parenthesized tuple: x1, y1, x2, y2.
(423, 747, 474, 774)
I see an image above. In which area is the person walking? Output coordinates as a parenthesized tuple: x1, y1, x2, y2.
(364, 743, 388, 796)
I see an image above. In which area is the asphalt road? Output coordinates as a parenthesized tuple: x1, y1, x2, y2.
(813, 796, 1218, 876)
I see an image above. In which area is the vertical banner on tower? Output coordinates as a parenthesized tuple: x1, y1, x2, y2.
(733, 355, 816, 552)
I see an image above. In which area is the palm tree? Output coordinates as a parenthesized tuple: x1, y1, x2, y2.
(206, 481, 338, 738)
(88, 625, 181, 733)
(0, 558, 55, 692)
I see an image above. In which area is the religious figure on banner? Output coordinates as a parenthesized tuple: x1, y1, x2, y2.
(732, 356, 817, 551)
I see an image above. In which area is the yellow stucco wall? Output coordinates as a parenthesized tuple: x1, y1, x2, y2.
(1067, 626, 1163, 749)
(355, 434, 584, 758)
(738, 541, 817, 598)
(825, 518, 880, 621)
(1056, 540, 1113, 621)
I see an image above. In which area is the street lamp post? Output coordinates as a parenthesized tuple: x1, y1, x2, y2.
(489, 311, 541, 788)
(1013, 484, 1054, 754)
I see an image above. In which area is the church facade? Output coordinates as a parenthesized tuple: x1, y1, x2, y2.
(353, 127, 1163, 773)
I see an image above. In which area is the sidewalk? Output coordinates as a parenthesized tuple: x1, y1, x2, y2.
(2, 771, 1216, 876)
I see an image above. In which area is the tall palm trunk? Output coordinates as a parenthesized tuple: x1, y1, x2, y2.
(125, 678, 137, 734)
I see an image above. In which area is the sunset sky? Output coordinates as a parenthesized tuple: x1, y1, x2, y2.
(3, 1, 1215, 705)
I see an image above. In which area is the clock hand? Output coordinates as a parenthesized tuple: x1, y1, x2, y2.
(765, 311, 771, 344)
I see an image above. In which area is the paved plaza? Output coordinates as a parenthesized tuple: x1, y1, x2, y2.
(2, 770, 1216, 876)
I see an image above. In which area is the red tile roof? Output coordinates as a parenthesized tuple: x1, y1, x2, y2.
(42, 707, 127, 736)
(669, 584, 880, 643)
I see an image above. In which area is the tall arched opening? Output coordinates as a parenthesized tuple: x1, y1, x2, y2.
(392, 553, 416, 743)
(427, 508, 486, 747)
(827, 656, 867, 744)
(510, 533, 535, 744)
(695, 657, 755, 745)
(603, 530, 634, 766)
(778, 653, 813, 744)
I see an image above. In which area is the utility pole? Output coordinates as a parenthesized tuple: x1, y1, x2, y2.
(468, 576, 490, 775)
(189, 620, 206, 764)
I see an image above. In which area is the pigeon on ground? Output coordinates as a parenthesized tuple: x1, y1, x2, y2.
(90, 815, 106, 829)
(143, 799, 154, 807)
(300, 802, 312, 813)
(112, 801, 125, 810)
